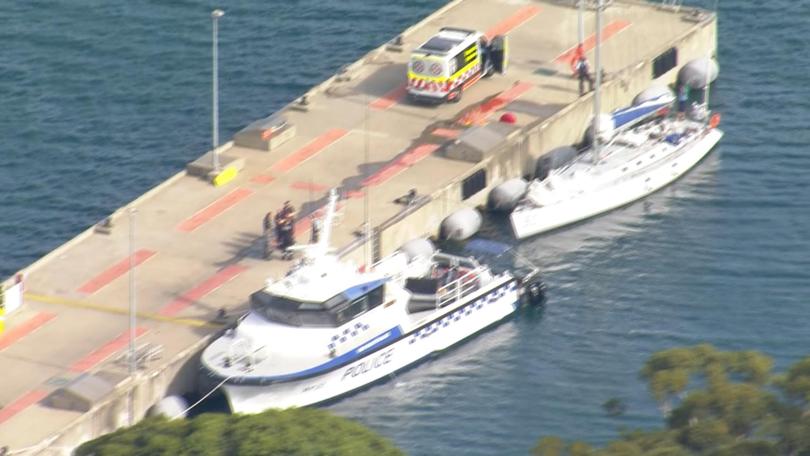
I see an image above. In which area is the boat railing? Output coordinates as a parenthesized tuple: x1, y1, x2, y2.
(431, 252, 481, 270)
(435, 263, 485, 309)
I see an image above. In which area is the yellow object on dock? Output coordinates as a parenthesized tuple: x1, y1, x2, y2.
(212, 165, 238, 187)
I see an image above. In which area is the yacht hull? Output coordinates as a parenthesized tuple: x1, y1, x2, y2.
(221, 279, 519, 413)
(510, 127, 723, 240)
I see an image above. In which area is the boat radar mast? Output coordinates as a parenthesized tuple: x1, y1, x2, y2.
(288, 188, 339, 261)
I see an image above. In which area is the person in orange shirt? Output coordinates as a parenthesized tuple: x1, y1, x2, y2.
(570, 44, 593, 96)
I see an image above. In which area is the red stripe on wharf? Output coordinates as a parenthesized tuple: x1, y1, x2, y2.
(176, 188, 255, 233)
(484, 5, 542, 40)
(0, 390, 48, 425)
(370, 84, 408, 110)
(158, 264, 248, 317)
(77, 249, 157, 294)
(270, 129, 348, 174)
(69, 327, 149, 373)
(0, 312, 57, 351)
(553, 20, 632, 64)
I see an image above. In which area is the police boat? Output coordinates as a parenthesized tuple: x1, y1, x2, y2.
(200, 190, 544, 413)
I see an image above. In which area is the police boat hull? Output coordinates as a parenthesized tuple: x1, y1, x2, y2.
(219, 277, 519, 413)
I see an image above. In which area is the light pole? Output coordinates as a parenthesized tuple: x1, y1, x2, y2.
(211, 9, 225, 172)
(127, 207, 137, 425)
(592, 0, 602, 163)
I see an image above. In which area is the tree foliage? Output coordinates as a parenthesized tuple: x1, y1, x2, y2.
(535, 345, 810, 456)
(76, 408, 403, 456)
(777, 357, 810, 405)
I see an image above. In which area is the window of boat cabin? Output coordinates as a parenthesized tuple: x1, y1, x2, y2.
(250, 292, 337, 327)
(333, 283, 385, 326)
(297, 302, 338, 327)
(252, 281, 386, 328)
(336, 297, 369, 324)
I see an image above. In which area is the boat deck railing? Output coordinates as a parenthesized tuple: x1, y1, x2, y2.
(433, 254, 486, 309)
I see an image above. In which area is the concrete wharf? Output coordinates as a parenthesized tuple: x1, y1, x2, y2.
(0, 0, 716, 453)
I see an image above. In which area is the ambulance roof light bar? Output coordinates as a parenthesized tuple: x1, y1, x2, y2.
(439, 27, 477, 36)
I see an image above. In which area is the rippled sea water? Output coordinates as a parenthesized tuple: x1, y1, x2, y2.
(3, 1, 809, 455)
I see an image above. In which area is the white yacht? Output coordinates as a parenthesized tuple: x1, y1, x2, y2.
(509, 0, 723, 240)
(200, 190, 544, 413)
(510, 112, 723, 239)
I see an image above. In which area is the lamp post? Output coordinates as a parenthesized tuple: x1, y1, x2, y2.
(211, 9, 225, 172)
(591, 0, 603, 163)
(128, 207, 137, 425)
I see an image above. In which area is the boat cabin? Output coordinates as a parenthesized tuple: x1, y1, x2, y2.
(250, 278, 387, 328)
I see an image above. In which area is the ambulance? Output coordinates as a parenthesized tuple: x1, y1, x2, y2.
(407, 27, 508, 104)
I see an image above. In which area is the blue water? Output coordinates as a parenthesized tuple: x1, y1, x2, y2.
(3, 1, 809, 455)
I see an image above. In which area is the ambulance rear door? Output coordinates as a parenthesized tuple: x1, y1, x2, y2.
(408, 54, 450, 97)
(490, 35, 509, 74)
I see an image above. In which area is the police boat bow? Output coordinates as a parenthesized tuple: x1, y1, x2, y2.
(200, 190, 543, 413)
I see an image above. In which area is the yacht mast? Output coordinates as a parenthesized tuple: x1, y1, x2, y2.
(703, 57, 712, 124)
(703, 0, 718, 124)
(592, 0, 603, 162)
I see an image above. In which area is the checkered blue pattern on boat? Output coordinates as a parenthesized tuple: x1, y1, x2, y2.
(409, 281, 517, 344)
(328, 321, 371, 352)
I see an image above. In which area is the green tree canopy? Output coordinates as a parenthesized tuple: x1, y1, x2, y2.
(777, 357, 810, 406)
(534, 346, 810, 456)
(76, 408, 402, 456)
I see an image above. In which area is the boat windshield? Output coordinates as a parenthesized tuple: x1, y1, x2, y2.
(250, 282, 386, 328)
(251, 292, 337, 327)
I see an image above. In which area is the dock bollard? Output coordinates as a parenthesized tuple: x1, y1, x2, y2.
(95, 216, 114, 235)
(387, 35, 404, 52)
(291, 95, 310, 112)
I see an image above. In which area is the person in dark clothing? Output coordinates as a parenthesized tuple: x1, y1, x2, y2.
(281, 201, 294, 217)
(275, 201, 296, 259)
(677, 82, 690, 120)
(262, 211, 274, 260)
(310, 217, 321, 244)
(574, 54, 594, 96)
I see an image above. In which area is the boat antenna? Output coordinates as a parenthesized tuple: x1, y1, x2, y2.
(592, 0, 603, 163)
(364, 93, 371, 269)
(316, 188, 339, 257)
